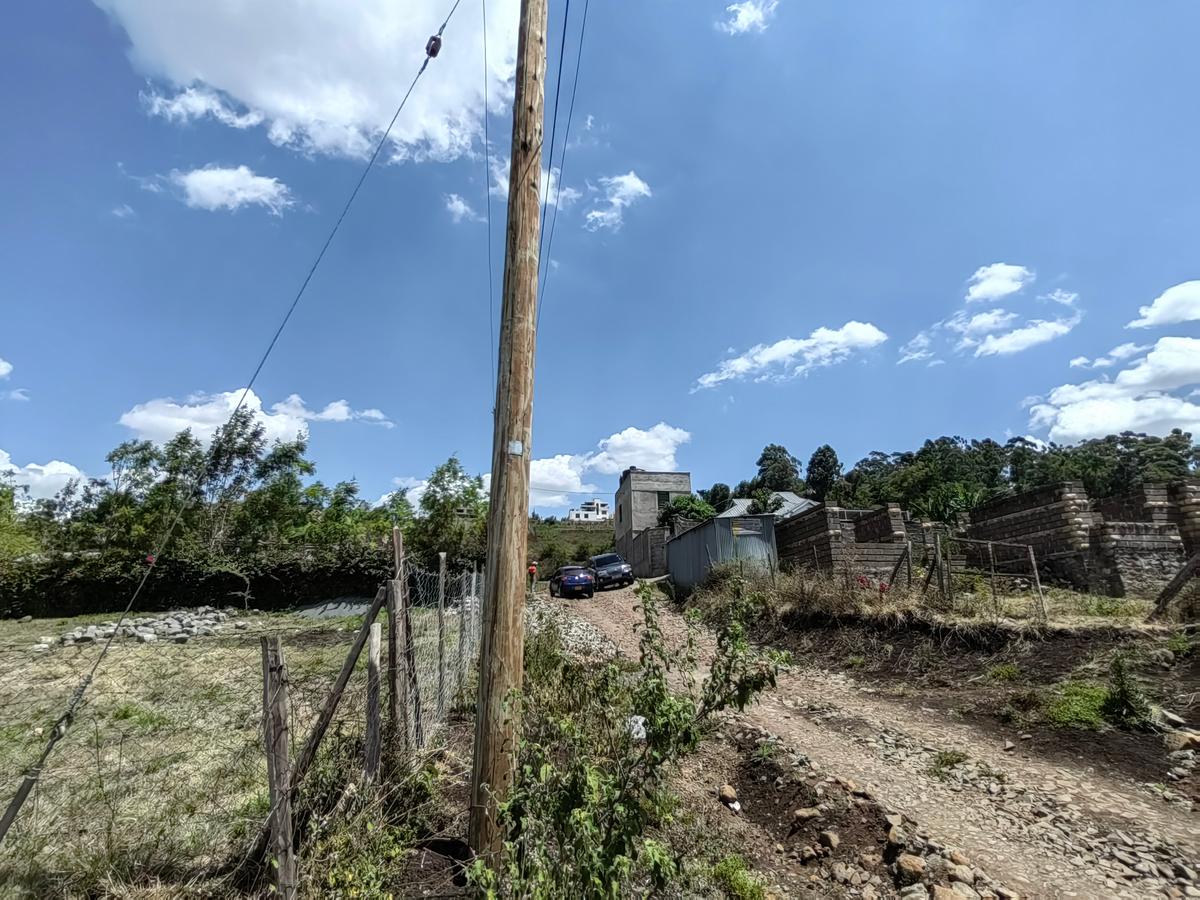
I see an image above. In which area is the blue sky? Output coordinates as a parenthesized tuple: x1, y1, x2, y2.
(3, 0, 1200, 512)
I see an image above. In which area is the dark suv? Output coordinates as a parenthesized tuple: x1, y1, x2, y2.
(589, 553, 634, 590)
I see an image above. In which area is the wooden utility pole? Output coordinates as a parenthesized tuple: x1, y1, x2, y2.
(469, 0, 547, 858)
(260, 636, 296, 899)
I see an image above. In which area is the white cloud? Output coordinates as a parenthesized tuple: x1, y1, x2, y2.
(0, 357, 11, 379)
(0, 449, 88, 501)
(718, 0, 779, 35)
(529, 454, 595, 507)
(97, 0, 520, 162)
(119, 389, 391, 445)
(1027, 336, 1200, 442)
(489, 156, 582, 210)
(1069, 341, 1150, 370)
(1127, 280, 1200, 329)
(973, 312, 1081, 357)
(695, 321, 888, 390)
(111, 203, 136, 219)
(444, 193, 484, 223)
(168, 165, 293, 215)
(965, 262, 1034, 303)
(897, 331, 935, 365)
(945, 309, 1019, 336)
(1041, 288, 1078, 307)
(584, 423, 692, 475)
(584, 171, 651, 232)
(4, 389, 30, 402)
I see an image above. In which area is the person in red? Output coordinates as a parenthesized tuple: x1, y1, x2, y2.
(527, 563, 538, 597)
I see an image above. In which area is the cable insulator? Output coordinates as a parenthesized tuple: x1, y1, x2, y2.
(426, 35, 442, 58)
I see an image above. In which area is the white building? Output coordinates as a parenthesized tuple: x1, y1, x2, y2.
(567, 498, 611, 521)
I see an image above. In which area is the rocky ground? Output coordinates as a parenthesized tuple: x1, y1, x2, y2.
(26, 605, 245, 651)
(554, 587, 1200, 899)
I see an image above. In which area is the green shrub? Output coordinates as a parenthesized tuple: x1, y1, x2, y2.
(986, 663, 1020, 682)
(1044, 680, 1107, 728)
(1101, 652, 1151, 728)
(711, 854, 766, 900)
(1166, 632, 1194, 657)
(927, 750, 968, 779)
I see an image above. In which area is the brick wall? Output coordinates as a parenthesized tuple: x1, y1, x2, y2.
(1168, 480, 1200, 557)
(854, 504, 907, 544)
(1093, 485, 1173, 524)
(629, 527, 668, 578)
(777, 504, 907, 580)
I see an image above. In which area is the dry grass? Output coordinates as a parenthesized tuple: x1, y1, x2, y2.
(0, 605, 460, 898)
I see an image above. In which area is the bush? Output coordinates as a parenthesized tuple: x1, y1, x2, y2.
(710, 854, 766, 900)
(986, 663, 1021, 682)
(469, 585, 783, 897)
(1044, 681, 1108, 728)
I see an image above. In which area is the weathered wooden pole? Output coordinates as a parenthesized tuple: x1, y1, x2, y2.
(365, 622, 382, 782)
(437, 551, 447, 719)
(388, 527, 403, 744)
(261, 636, 296, 899)
(470, 0, 547, 858)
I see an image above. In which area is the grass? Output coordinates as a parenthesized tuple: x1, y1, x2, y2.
(1167, 632, 1194, 657)
(927, 749, 969, 779)
(0, 603, 456, 896)
(710, 854, 767, 900)
(1043, 680, 1108, 728)
(986, 662, 1021, 682)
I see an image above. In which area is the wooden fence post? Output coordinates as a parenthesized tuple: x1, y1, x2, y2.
(402, 573, 424, 749)
(1027, 545, 1047, 622)
(388, 528, 403, 747)
(987, 542, 999, 614)
(437, 551, 447, 720)
(365, 623, 381, 782)
(261, 636, 297, 899)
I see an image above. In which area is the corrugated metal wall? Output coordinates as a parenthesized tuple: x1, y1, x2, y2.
(666, 515, 778, 592)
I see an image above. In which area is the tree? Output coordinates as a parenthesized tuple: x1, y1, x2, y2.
(746, 488, 785, 516)
(805, 445, 842, 502)
(754, 444, 805, 493)
(407, 455, 488, 568)
(698, 482, 732, 514)
(656, 494, 716, 530)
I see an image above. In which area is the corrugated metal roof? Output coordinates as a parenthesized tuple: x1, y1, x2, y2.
(717, 491, 817, 520)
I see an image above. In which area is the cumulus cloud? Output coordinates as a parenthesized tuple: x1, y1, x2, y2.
(1042, 288, 1078, 307)
(718, 0, 779, 35)
(897, 332, 935, 365)
(1027, 336, 1200, 442)
(965, 262, 1034, 303)
(584, 171, 651, 232)
(584, 423, 692, 475)
(168, 165, 293, 215)
(97, 0, 520, 162)
(944, 308, 1019, 351)
(529, 454, 596, 507)
(1, 449, 88, 501)
(695, 321, 888, 390)
(0, 357, 11, 379)
(444, 193, 484, 223)
(1127, 280, 1200, 329)
(488, 156, 582, 210)
(119, 389, 391, 445)
(973, 312, 1082, 357)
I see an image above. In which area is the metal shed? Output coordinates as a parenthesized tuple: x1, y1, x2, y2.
(666, 515, 778, 593)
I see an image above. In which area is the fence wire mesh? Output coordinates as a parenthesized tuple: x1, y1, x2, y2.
(0, 560, 482, 896)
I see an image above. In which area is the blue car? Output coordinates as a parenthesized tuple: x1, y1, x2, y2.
(549, 565, 595, 599)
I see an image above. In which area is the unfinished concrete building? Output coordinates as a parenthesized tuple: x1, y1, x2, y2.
(614, 468, 692, 577)
(775, 502, 916, 581)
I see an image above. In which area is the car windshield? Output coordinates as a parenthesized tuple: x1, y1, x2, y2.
(558, 566, 584, 575)
(592, 554, 622, 566)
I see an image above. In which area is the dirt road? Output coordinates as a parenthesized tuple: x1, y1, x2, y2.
(554, 587, 1200, 899)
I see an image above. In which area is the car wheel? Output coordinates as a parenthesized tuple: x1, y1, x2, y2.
(550, 584, 557, 598)
(586, 589, 595, 599)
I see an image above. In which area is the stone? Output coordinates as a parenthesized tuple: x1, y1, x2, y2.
(862, 888, 879, 900)
(1164, 730, 1200, 753)
(859, 852, 882, 869)
(831, 862, 851, 883)
(951, 885, 981, 900)
(18, 615, 32, 623)
(794, 807, 822, 823)
(896, 853, 926, 885)
(799, 846, 818, 864)
(900, 886, 928, 900)
(949, 850, 971, 867)
(136, 632, 158, 644)
(931, 887, 960, 900)
(1003, 740, 1015, 751)
(31, 644, 49, 653)
(948, 863, 975, 883)
(818, 830, 840, 850)
(718, 784, 737, 805)
(884, 813, 904, 828)
(887, 825, 907, 848)
(171, 634, 190, 644)
(995, 888, 1020, 900)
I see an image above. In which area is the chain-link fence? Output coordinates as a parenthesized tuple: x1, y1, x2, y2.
(0, 559, 482, 896)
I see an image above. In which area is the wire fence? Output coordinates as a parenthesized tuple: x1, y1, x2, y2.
(0, 558, 482, 896)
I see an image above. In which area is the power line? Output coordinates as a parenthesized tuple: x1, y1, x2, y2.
(481, 0, 497, 398)
(536, 0, 590, 329)
(0, 0, 466, 848)
(535, 0, 573, 289)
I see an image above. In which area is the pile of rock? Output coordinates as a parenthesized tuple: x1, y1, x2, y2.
(525, 599, 616, 659)
(37, 607, 239, 653)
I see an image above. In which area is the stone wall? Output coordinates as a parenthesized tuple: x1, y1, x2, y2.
(1168, 481, 1200, 557)
(629, 526, 669, 578)
(1093, 484, 1173, 524)
(777, 504, 907, 580)
(966, 482, 1095, 590)
(1090, 522, 1187, 597)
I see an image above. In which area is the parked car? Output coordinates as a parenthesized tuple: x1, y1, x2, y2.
(549, 565, 595, 599)
(589, 553, 634, 590)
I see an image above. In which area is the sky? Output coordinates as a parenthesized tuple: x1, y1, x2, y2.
(2, 0, 1200, 514)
